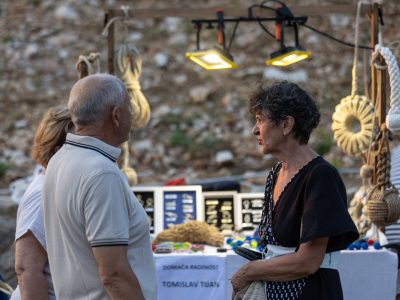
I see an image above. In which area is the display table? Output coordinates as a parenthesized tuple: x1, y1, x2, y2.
(338, 249, 398, 300)
(154, 249, 397, 300)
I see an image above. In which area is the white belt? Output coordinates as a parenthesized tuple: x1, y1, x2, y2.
(263, 244, 339, 270)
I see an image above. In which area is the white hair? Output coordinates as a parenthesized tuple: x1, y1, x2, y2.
(68, 74, 129, 126)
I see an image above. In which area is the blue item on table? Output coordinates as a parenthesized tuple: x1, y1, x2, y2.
(354, 241, 362, 250)
(373, 241, 381, 250)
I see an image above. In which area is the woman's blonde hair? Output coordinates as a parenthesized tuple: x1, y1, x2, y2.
(32, 106, 73, 168)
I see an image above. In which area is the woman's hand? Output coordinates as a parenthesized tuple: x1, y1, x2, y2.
(230, 262, 252, 293)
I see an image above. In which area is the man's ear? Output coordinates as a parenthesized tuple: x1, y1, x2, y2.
(110, 106, 120, 127)
(282, 116, 295, 136)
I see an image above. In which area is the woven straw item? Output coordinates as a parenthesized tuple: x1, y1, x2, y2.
(332, 95, 374, 156)
(366, 125, 400, 226)
(367, 184, 400, 226)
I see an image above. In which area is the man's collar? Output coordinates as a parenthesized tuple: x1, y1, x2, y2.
(65, 133, 121, 162)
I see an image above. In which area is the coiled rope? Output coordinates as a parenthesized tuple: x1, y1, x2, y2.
(115, 43, 151, 128)
(75, 52, 101, 78)
(371, 45, 400, 134)
(367, 124, 400, 226)
(102, 6, 151, 185)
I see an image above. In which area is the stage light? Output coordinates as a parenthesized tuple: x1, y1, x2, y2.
(186, 10, 238, 70)
(186, 47, 237, 70)
(266, 47, 311, 66)
(187, 2, 311, 70)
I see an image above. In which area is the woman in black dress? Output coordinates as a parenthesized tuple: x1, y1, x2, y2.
(231, 81, 359, 300)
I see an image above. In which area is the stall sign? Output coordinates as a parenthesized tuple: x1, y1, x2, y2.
(155, 255, 226, 300)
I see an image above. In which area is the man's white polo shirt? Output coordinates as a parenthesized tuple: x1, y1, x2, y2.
(42, 133, 157, 300)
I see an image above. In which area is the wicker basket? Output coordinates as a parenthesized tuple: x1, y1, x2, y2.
(367, 184, 400, 226)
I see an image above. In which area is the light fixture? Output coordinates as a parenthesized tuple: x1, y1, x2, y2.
(187, 2, 313, 70)
(266, 47, 311, 66)
(266, 19, 311, 66)
(186, 47, 237, 70)
(186, 10, 237, 70)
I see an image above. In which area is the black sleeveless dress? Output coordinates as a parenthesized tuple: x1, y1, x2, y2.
(258, 156, 359, 300)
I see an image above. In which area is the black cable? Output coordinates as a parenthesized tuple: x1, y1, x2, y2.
(301, 23, 373, 50)
(260, 0, 286, 7)
(248, 4, 278, 15)
(227, 21, 240, 52)
(257, 19, 276, 39)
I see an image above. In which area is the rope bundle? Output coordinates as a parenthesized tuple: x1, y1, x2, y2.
(115, 43, 151, 129)
(371, 45, 400, 134)
(367, 124, 400, 226)
(75, 52, 101, 78)
(114, 43, 151, 186)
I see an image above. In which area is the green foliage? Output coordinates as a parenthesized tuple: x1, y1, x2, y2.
(330, 158, 343, 169)
(26, 0, 40, 7)
(0, 162, 10, 178)
(313, 128, 335, 156)
(169, 129, 193, 149)
(159, 112, 194, 127)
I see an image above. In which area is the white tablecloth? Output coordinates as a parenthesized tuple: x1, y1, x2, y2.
(154, 249, 398, 300)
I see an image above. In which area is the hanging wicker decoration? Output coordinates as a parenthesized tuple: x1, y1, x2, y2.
(331, 2, 374, 156)
(367, 124, 400, 226)
(349, 164, 374, 237)
(331, 95, 374, 156)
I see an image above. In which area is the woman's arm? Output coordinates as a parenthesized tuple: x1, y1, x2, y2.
(15, 231, 49, 300)
(231, 236, 328, 293)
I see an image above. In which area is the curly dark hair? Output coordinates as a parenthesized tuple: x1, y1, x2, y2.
(248, 80, 320, 144)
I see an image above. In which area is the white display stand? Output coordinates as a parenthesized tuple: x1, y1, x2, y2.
(132, 186, 160, 234)
(154, 249, 398, 300)
(132, 185, 203, 234)
(235, 193, 264, 234)
(338, 249, 398, 300)
(156, 185, 203, 233)
(203, 191, 238, 235)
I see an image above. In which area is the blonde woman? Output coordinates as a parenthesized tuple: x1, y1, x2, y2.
(11, 106, 73, 300)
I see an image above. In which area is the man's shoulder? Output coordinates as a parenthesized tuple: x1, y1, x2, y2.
(59, 145, 118, 169)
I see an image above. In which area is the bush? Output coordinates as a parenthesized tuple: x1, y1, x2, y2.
(0, 162, 10, 178)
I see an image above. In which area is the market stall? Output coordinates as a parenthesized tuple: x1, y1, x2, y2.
(100, 1, 400, 299)
(154, 248, 397, 300)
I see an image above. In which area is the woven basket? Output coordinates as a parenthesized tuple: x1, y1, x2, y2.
(367, 185, 400, 226)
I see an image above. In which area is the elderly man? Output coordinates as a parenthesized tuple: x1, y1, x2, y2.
(42, 74, 157, 300)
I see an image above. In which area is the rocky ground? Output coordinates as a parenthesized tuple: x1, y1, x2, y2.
(1, 0, 399, 287)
